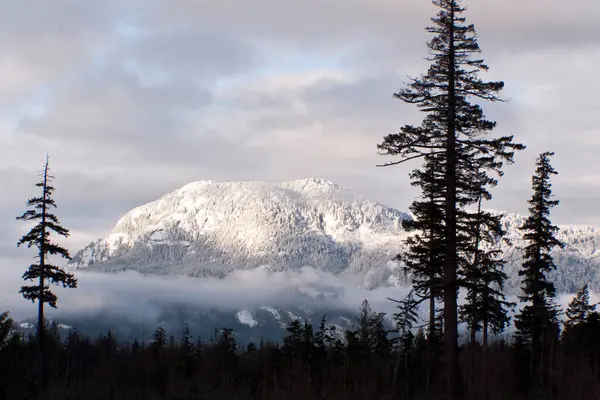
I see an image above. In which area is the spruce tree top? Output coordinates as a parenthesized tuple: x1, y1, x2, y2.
(378, 0, 524, 202)
(518, 151, 563, 302)
(565, 284, 597, 328)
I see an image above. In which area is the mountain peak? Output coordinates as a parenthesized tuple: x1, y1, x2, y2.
(71, 178, 411, 287)
(70, 179, 600, 294)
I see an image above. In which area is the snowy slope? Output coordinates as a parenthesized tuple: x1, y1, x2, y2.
(69, 178, 600, 294)
(495, 212, 600, 294)
(70, 178, 412, 287)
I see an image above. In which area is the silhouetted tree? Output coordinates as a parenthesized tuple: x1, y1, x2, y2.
(377, 1, 524, 394)
(152, 326, 167, 350)
(0, 311, 14, 349)
(346, 300, 391, 355)
(459, 189, 513, 345)
(564, 284, 596, 330)
(398, 154, 445, 345)
(16, 156, 77, 393)
(180, 324, 195, 355)
(390, 291, 419, 395)
(16, 156, 77, 344)
(392, 290, 419, 344)
(1, 316, 600, 399)
(514, 152, 562, 392)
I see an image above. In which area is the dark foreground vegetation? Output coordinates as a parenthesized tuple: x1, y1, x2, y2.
(1, 302, 600, 400)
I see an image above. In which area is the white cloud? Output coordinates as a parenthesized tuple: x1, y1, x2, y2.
(0, 265, 410, 322)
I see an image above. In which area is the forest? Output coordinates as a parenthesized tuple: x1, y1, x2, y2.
(2, 1, 599, 399)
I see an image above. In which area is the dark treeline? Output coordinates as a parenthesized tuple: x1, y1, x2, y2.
(1, 297, 600, 400)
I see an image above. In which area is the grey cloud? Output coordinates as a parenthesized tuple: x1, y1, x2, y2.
(126, 27, 265, 80)
(146, 0, 429, 50)
(0, 265, 411, 323)
(17, 68, 212, 143)
(0, 265, 595, 336)
(148, 0, 600, 55)
(0, 0, 128, 105)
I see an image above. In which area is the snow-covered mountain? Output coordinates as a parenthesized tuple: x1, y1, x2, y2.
(70, 178, 600, 294)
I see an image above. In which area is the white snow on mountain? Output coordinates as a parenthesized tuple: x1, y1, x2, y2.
(69, 178, 600, 294)
(260, 306, 282, 321)
(236, 310, 258, 327)
(70, 178, 411, 284)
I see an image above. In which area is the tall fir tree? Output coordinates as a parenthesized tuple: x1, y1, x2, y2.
(16, 156, 77, 347)
(514, 152, 562, 383)
(377, 1, 524, 394)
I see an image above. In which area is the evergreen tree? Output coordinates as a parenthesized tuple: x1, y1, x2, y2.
(514, 152, 562, 384)
(152, 326, 167, 349)
(282, 319, 306, 349)
(180, 324, 195, 355)
(397, 153, 445, 345)
(0, 311, 14, 349)
(458, 189, 513, 345)
(377, 1, 524, 393)
(391, 290, 419, 345)
(283, 319, 314, 366)
(17, 157, 77, 344)
(390, 291, 419, 396)
(564, 284, 596, 330)
(216, 328, 238, 354)
(180, 324, 196, 379)
(314, 315, 336, 349)
(346, 299, 390, 355)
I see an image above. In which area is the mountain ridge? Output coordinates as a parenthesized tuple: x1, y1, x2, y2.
(69, 178, 600, 294)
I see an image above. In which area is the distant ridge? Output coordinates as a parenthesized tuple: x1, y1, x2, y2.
(70, 178, 600, 293)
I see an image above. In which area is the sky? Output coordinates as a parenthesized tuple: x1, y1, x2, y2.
(1, 0, 600, 289)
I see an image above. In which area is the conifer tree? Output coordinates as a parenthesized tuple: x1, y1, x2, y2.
(152, 326, 167, 349)
(377, 1, 524, 393)
(514, 152, 562, 380)
(564, 284, 596, 329)
(458, 189, 513, 345)
(397, 154, 445, 345)
(180, 324, 195, 355)
(391, 290, 419, 344)
(180, 324, 196, 379)
(16, 156, 77, 348)
(314, 315, 336, 349)
(390, 290, 419, 396)
(0, 311, 14, 349)
(346, 299, 390, 355)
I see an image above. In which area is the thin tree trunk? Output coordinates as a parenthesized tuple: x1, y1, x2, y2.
(443, 2, 460, 398)
(483, 319, 488, 348)
(428, 290, 435, 392)
(37, 160, 49, 397)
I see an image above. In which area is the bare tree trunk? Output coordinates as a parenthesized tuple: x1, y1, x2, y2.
(37, 159, 50, 398)
(483, 319, 488, 348)
(428, 291, 435, 392)
(443, 3, 460, 398)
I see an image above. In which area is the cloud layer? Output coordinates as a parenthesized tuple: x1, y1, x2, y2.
(0, 265, 410, 323)
(1, 264, 596, 341)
